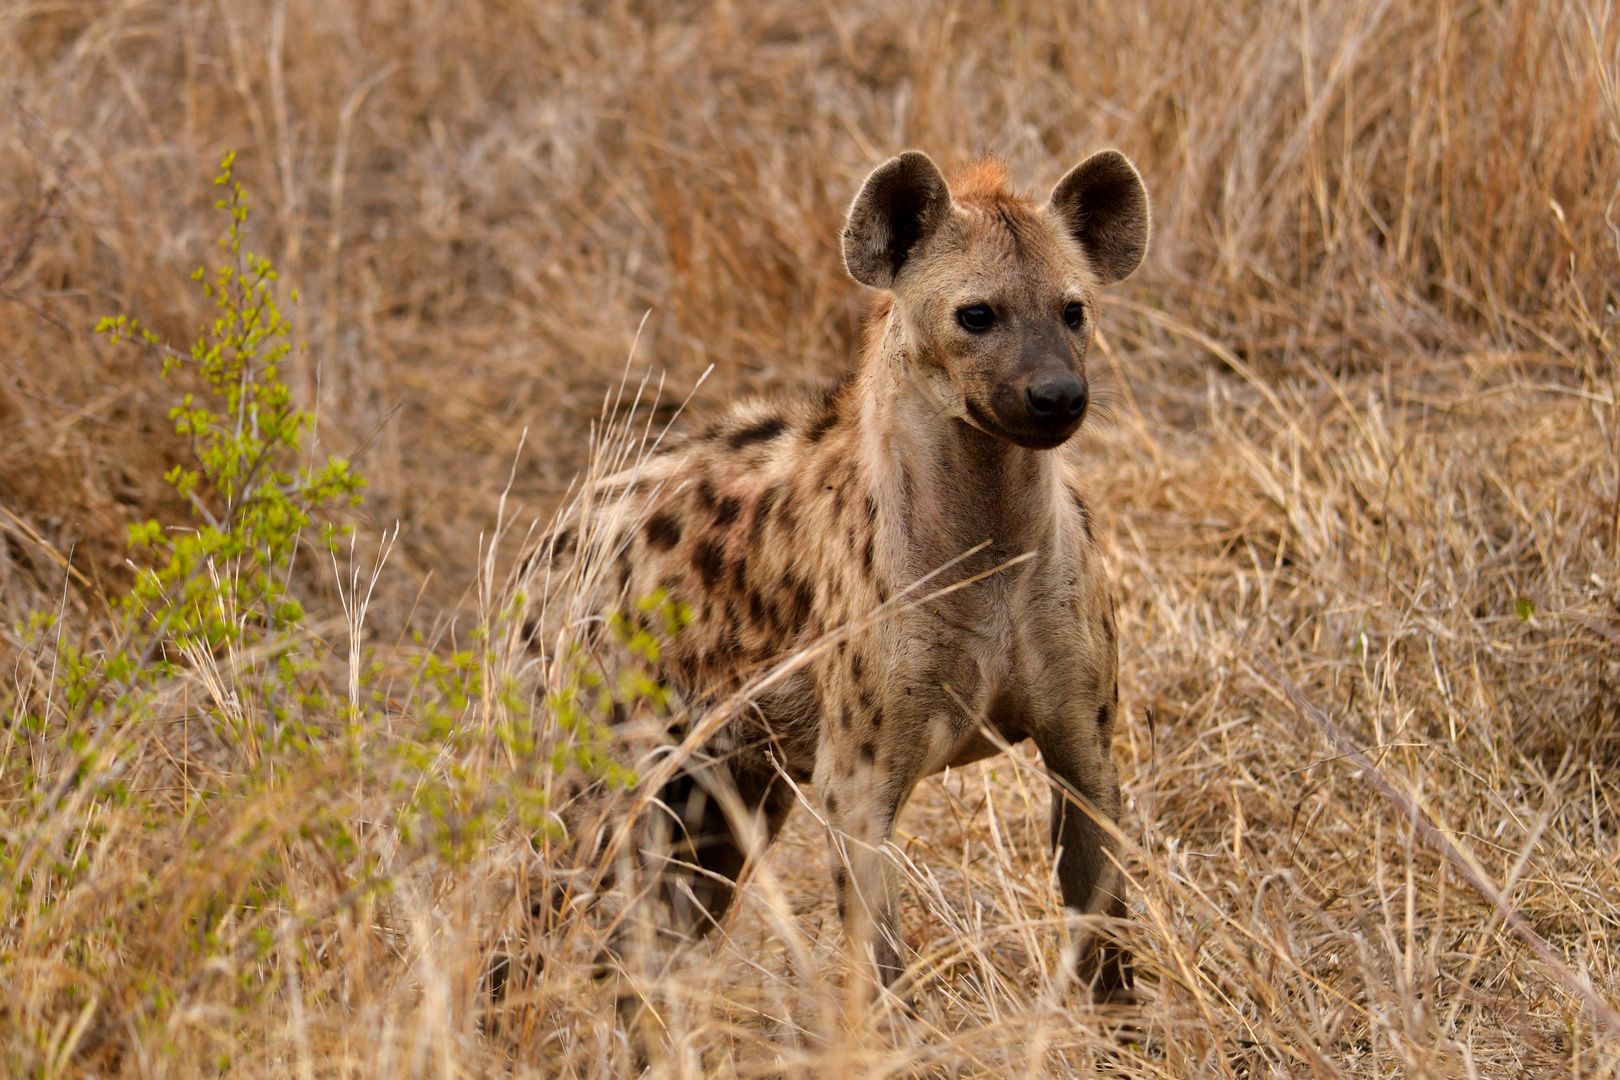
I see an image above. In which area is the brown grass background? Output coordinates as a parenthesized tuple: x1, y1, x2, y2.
(3, 0, 1620, 1076)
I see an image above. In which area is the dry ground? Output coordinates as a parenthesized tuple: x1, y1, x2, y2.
(3, 0, 1620, 1076)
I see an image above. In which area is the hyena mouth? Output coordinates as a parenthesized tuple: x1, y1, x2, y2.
(965, 397, 1080, 450)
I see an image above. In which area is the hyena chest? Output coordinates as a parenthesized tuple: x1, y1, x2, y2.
(898, 557, 1102, 758)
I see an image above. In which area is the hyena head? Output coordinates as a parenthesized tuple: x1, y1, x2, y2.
(843, 150, 1150, 450)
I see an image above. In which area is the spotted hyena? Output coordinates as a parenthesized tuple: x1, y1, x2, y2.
(514, 148, 1149, 1001)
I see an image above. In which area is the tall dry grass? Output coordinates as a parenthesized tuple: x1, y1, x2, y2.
(3, 0, 1620, 1076)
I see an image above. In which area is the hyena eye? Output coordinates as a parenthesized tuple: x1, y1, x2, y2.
(957, 304, 995, 332)
(1063, 302, 1085, 330)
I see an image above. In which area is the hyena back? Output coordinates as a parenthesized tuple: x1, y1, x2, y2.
(515, 148, 1149, 1000)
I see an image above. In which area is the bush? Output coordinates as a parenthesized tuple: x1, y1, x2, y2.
(1, 155, 642, 1075)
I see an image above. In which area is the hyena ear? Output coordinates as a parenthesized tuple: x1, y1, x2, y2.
(1046, 150, 1150, 284)
(843, 151, 953, 289)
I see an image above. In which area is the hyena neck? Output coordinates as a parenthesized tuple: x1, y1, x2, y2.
(853, 304, 1061, 561)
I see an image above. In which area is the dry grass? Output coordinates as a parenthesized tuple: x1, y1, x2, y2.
(3, 0, 1620, 1076)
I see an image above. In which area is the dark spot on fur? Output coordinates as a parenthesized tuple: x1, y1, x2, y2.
(865, 494, 878, 525)
(859, 688, 874, 713)
(827, 794, 840, 816)
(645, 513, 682, 551)
(714, 496, 742, 527)
(804, 410, 838, 443)
(782, 570, 814, 626)
(731, 554, 748, 593)
(871, 705, 883, 729)
(862, 535, 875, 576)
(840, 705, 853, 730)
(752, 485, 780, 541)
(823, 369, 857, 405)
(697, 479, 718, 512)
(850, 652, 863, 679)
(1097, 705, 1111, 729)
(728, 416, 789, 449)
(763, 594, 784, 636)
(693, 538, 725, 589)
(794, 579, 816, 626)
(748, 588, 767, 626)
(859, 742, 876, 765)
(776, 489, 797, 531)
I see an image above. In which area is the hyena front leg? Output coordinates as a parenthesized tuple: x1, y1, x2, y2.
(1033, 715, 1133, 1001)
(815, 732, 918, 991)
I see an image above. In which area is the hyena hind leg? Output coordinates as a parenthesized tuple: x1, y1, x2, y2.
(611, 758, 797, 1056)
(642, 759, 797, 944)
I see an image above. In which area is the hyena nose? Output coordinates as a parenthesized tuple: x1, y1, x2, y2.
(1025, 373, 1088, 424)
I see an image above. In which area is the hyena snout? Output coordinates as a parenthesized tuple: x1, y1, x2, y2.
(1024, 371, 1088, 427)
(988, 365, 1088, 448)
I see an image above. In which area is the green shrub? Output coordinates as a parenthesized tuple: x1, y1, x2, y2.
(1, 152, 679, 1072)
(92, 152, 362, 732)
